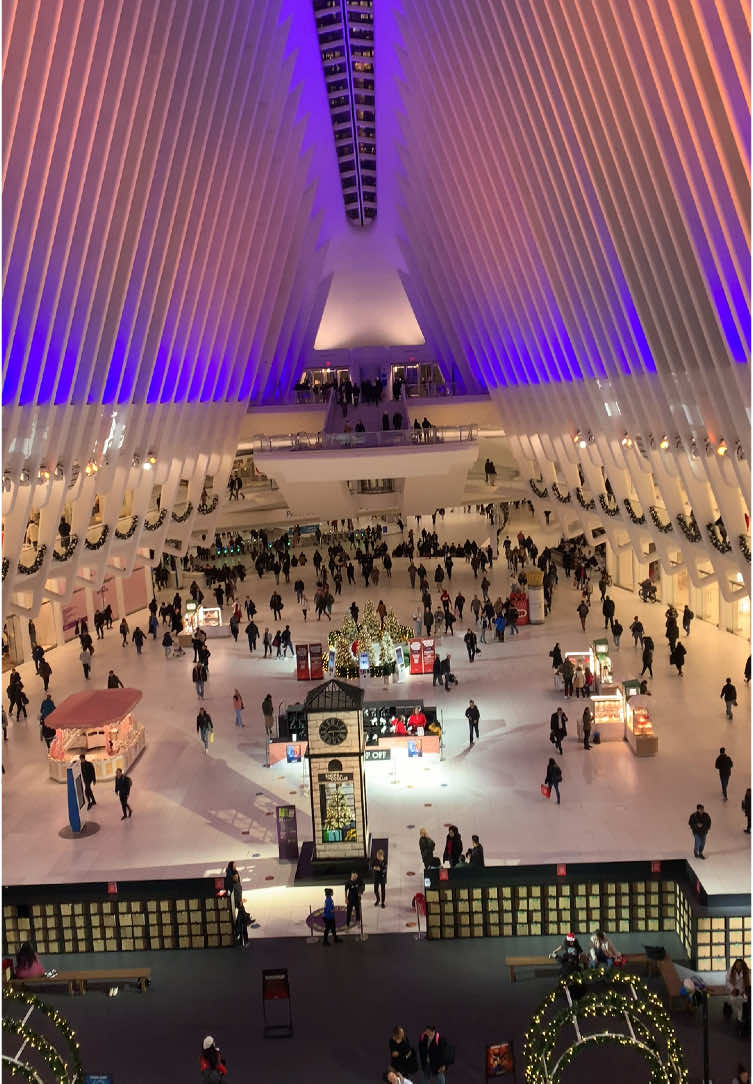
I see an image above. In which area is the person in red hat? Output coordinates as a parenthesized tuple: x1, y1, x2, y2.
(549, 932, 585, 977)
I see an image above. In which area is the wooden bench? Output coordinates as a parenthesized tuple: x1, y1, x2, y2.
(506, 953, 650, 983)
(659, 957, 729, 1010)
(10, 967, 150, 995)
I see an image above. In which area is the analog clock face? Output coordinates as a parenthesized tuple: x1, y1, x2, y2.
(319, 716, 348, 746)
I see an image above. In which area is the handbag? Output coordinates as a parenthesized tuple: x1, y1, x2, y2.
(209, 731, 215, 743)
(540, 783, 551, 799)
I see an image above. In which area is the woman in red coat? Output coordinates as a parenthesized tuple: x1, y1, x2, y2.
(200, 1036, 227, 1080)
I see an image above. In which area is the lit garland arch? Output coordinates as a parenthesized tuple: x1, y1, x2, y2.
(522, 971, 687, 1083)
(2, 989, 84, 1082)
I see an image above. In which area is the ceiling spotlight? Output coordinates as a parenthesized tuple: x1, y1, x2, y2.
(621, 433, 632, 448)
(54, 463, 65, 479)
(38, 465, 50, 481)
(573, 431, 582, 445)
(147, 452, 157, 465)
(659, 435, 669, 450)
(578, 435, 587, 449)
(716, 438, 727, 456)
(143, 460, 152, 471)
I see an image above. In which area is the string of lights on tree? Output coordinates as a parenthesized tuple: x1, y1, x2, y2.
(327, 599, 412, 679)
(648, 507, 673, 533)
(83, 525, 110, 550)
(598, 494, 620, 517)
(576, 488, 595, 511)
(528, 479, 549, 500)
(170, 503, 193, 523)
(114, 516, 139, 541)
(17, 545, 48, 574)
(623, 499, 646, 525)
(551, 483, 571, 504)
(675, 513, 701, 543)
(2, 989, 84, 1082)
(52, 535, 80, 561)
(522, 970, 687, 1083)
(143, 510, 167, 531)
(705, 522, 732, 554)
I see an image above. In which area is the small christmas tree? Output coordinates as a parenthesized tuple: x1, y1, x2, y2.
(324, 785, 353, 831)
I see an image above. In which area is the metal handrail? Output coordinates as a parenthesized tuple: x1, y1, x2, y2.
(251, 424, 479, 453)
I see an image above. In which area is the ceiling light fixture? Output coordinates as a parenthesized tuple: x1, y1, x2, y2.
(621, 433, 632, 448)
(147, 452, 157, 466)
(38, 465, 50, 481)
(716, 439, 727, 456)
(659, 435, 669, 450)
(84, 460, 98, 476)
(573, 431, 582, 445)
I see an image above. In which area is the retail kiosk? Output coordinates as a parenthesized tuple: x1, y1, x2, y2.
(590, 684, 626, 743)
(625, 694, 658, 757)
(47, 689, 145, 782)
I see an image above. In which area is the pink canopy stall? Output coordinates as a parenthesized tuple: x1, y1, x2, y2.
(47, 689, 145, 783)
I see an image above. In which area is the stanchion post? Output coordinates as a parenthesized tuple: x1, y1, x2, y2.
(264, 733, 270, 769)
(440, 711, 445, 761)
(359, 906, 367, 943)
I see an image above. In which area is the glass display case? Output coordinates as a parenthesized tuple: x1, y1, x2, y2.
(590, 686, 625, 742)
(592, 639, 613, 688)
(625, 695, 658, 757)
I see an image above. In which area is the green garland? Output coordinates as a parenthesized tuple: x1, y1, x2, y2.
(3, 988, 85, 1082)
(114, 516, 139, 541)
(522, 970, 687, 1083)
(623, 498, 646, 525)
(143, 509, 167, 531)
(83, 525, 109, 550)
(551, 483, 571, 504)
(705, 522, 732, 554)
(676, 512, 700, 543)
(648, 506, 673, 533)
(2, 558, 9, 581)
(197, 495, 219, 515)
(529, 479, 549, 499)
(576, 487, 595, 511)
(170, 502, 193, 523)
(739, 534, 751, 563)
(18, 545, 47, 574)
(53, 535, 80, 561)
(598, 493, 620, 517)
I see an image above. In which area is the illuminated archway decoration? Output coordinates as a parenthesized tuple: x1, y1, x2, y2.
(522, 970, 687, 1083)
(2, 989, 84, 1082)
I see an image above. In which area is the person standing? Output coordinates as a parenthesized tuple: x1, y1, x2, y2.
(322, 887, 339, 945)
(582, 707, 592, 750)
(688, 803, 711, 858)
(573, 664, 585, 698)
(192, 661, 207, 699)
(611, 619, 623, 649)
(545, 757, 562, 804)
(682, 605, 694, 636)
(670, 640, 686, 675)
(550, 708, 567, 755)
(602, 595, 615, 629)
(114, 767, 132, 819)
(79, 646, 93, 680)
(465, 700, 480, 746)
(630, 616, 644, 647)
(560, 656, 574, 698)
(161, 630, 173, 658)
(419, 828, 436, 869)
(466, 834, 485, 867)
(197, 708, 213, 752)
(743, 788, 751, 834)
(721, 676, 737, 720)
(232, 689, 245, 728)
(261, 693, 274, 738)
(463, 628, 477, 662)
(79, 753, 96, 808)
(345, 871, 364, 928)
(418, 1026, 453, 1084)
(372, 848, 387, 908)
(442, 826, 463, 867)
(199, 1037, 227, 1079)
(132, 626, 145, 655)
(715, 747, 733, 800)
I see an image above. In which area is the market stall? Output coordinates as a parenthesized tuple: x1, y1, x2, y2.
(590, 684, 625, 743)
(625, 694, 658, 757)
(182, 604, 227, 638)
(591, 638, 614, 690)
(47, 689, 145, 783)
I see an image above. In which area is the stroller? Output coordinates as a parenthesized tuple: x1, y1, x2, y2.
(172, 642, 186, 658)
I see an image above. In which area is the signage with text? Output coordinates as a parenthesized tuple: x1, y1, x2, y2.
(295, 644, 310, 681)
(309, 643, 324, 680)
(365, 748, 391, 762)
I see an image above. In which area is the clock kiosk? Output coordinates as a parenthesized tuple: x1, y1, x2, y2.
(304, 679, 368, 867)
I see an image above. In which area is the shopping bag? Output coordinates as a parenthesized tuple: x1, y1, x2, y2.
(209, 731, 215, 743)
(540, 783, 551, 799)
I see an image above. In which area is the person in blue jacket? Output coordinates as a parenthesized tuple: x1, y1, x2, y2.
(322, 888, 340, 946)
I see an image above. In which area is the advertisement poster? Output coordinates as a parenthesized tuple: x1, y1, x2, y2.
(408, 738, 423, 758)
(509, 591, 528, 625)
(421, 638, 435, 674)
(275, 805, 299, 860)
(359, 651, 370, 672)
(395, 645, 404, 669)
(485, 1041, 515, 1077)
(296, 644, 310, 681)
(286, 744, 302, 763)
(328, 648, 336, 674)
(319, 771, 356, 843)
(309, 642, 324, 680)
(409, 639, 423, 675)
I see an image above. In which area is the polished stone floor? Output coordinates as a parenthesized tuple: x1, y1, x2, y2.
(3, 510, 750, 942)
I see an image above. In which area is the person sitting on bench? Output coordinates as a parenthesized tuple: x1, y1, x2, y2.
(549, 932, 585, 977)
(588, 929, 620, 970)
(14, 942, 45, 978)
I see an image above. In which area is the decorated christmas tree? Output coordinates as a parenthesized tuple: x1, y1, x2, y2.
(328, 599, 412, 678)
(324, 785, 353, 831)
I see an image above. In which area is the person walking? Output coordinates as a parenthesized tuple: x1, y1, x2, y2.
(602, 595, 615, 629)
(232, 689, 245, 728)
(244, 619, 259, 652)
(715, 747, 733, 800)
(197, 707, 213, 751)
(37, 656, 52, 692)
(79, 646, 93, 680)
(199, 1037, 227, 1080)
(263, 627, 272, 657)
(418, 1026, 453, 1084)
(345, 871, 364, 928)
(549, 642, 563, 669)
(688, 803, 711, 858)
(576, 599, 589, 632)
(261, 693, 275, 738)
(114, 767, 133, 819)
(682, 604, 694, 636)
(419, 828, 436, 869)
(640, 642, 653, 678)
(107, 669, 124, 689)
(322, 887, 339, 945)
(545, 757, 563, 804)
(192, 661, 207, 699)
(161, 630, 173, 658)
(670, 640, 686, 675)
(743, 788, 751, 834)
(119, 618, 129, 646)
(79, 753, 96, 808)
(132, 626, 145, 654)
(463, 628, 477, 663)
(721, 677, 737, 719)
(629, 616, 644, 647)
(372, 848, 387, 908)
(465, 700, 480, 746)
(550, 707, 567, 754)
(611, 619, 623, 649)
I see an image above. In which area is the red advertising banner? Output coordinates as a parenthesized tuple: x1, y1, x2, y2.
(309, 643, 323, 680)
(421, 638, 435, 674)
(510, 591, 529, 625)
(295, 644, 310, 681)
(409, 639, 423, 675)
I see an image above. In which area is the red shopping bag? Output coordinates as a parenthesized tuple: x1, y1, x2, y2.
(540, 783, 551, 799)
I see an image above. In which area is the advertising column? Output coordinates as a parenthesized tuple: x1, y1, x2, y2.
(295, 644, 310, 680)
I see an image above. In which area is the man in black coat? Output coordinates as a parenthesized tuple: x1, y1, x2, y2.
(465, 700, 480, 746)
(689, 804, 711, 859)
(418, 1026, 453, 1082)
(715, 747, 733, 800)
(602, 596, 615, 629)
(344, 871, 364, 928)
(79, 753, 96, 808)
(550, 707, 567, 754)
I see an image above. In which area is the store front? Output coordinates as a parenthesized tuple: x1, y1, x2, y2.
(2, 616, 24, 669)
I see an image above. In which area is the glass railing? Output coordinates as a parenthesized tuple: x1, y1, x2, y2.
(252, 424, 479, 452)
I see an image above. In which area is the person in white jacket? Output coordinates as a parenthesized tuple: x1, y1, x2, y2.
(588, 929, 620, 970)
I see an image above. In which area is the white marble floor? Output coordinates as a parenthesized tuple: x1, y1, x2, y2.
(2, 510, 750, 940)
